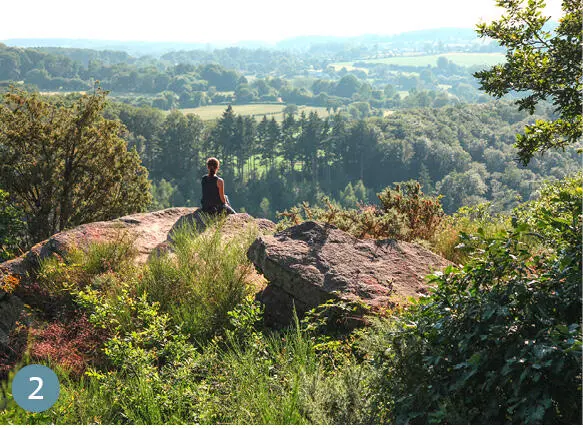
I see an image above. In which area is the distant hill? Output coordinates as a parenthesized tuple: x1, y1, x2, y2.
(1, 38, 217, 57)
(0, 21, 559, 57)
(275, 28, 481, 50)
(1, 27, 495, 57)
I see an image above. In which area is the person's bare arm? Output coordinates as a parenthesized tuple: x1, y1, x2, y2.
(217, 178, 226, 204)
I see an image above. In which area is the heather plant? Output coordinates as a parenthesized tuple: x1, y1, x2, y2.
(278, 180, 443, 241)
(29, 313, 106, 376)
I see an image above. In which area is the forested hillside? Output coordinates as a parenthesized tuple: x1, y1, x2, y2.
(0, 27, 503, 113)
(104, 100, 578, 218)
(0, 75, 579, 258)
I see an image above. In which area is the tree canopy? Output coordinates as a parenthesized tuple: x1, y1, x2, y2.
(0, 89, 151, 241)
(475, 0, 582, 164)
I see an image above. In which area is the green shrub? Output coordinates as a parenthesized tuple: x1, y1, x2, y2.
(46, 294, 339, 424)
(34, 235, 138, 317)
(359, 176, 582, 424)
(71, 287, 208, 424)
(89, 299, 204, 424)
(515, 173, 582, 251)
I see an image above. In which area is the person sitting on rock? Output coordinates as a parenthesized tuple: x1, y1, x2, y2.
(201, 157, 236, 215)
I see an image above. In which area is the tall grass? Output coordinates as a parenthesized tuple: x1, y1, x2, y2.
(82, 233, 137, 276)
(37, 232, 137, 293)
(214, 321, 316, 424)
(138, 217, 258, 339)
(430, 203, 511, 263)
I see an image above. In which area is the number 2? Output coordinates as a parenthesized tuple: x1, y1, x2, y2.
(28, 377, 44, 400)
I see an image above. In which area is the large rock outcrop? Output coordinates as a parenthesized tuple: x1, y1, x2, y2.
(0, 207, 196, 360)
(247, 221, 450, 326)
(0, 208, 274, 360)
(1, 207, 196, 281)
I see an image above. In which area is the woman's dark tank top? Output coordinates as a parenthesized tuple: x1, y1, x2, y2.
(201, 175, 222, 210)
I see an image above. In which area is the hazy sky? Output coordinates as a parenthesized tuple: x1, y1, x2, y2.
(1, 0, 563, 43)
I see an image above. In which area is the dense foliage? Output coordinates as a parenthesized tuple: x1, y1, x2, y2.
(475, 0, 582, 164)
(0, 89, 151, 242)
(361, 175, 582, 424)
(104, 100, 578, 219)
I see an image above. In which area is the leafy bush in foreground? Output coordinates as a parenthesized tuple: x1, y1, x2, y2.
(359, 176, 582, 424)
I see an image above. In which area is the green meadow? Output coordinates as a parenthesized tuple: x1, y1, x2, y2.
(179, 104, 331, 121)
(332, 52, 506, 69)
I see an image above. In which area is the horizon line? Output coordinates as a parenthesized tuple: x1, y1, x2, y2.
(0, 26, 491, 47)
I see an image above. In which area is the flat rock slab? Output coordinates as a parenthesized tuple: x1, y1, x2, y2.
(153, 212, 276, 257)
(167, 211, 276, 242)
(0, 208, 197, 283)
(248, 221, 450, 325)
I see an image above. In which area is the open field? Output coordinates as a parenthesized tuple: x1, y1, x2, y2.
(397, 90, 410, 99)
(330, 64, 369, 74)
(179, 104, 331, 121)
(332, 52, 506, 69)
(40, 90, 87, 95)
